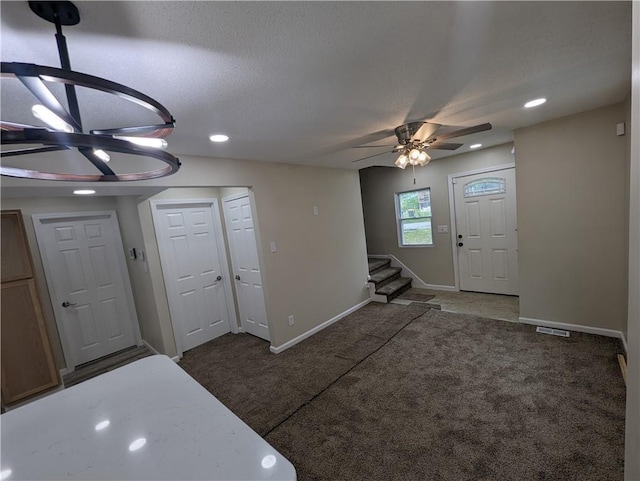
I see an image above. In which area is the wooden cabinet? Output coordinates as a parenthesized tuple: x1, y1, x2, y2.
(1, 210, 59, 406)
(1, 211, 33, 282)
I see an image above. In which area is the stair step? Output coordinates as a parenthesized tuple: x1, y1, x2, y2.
(368, 267, 402, 285)
(368, 257, 391, 273)
(375, 277, 412, 301)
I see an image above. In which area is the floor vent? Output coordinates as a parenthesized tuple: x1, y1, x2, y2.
(536, 326, 570, 337)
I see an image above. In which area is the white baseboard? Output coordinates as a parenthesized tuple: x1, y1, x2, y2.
(270, 298, 372, 354)
(368, 254, 457, 292)
(519, 316, 627, 352)
(142, 339, 180, 363)
(142, 339, 161, 355)
(422, 284, 458, 292)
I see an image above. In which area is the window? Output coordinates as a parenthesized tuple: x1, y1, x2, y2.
(396, 188, 433, 246)
(463, 177, 506, 198)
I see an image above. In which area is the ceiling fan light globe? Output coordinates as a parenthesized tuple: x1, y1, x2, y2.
(409, 148, 421, 161)
(418, 150, 429, 162)
(395, 154, 409, 169)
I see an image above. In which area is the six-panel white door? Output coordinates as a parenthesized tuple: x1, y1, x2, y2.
(153, 201, 232, 353)
(33, 213, 138, 368)
(454, 168, 519, 295)
(223, 195, 270, 341)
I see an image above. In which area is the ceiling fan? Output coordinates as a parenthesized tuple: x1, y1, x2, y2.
(351, 121, 492, 168)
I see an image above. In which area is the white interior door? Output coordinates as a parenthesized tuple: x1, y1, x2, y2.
(33, 212, 139, 369)
(454, 167, 519, 295)
(223, 195, 270, 341)
(153, 200, 232, 354)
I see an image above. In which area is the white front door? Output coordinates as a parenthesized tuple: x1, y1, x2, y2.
(453, 167, 519, 295)
(152, 201, 232, 354)
(223, 195, 270, 341)
(33, 212, 139, 369)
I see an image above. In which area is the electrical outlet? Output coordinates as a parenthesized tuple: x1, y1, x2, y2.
(288, 315, 295, 326)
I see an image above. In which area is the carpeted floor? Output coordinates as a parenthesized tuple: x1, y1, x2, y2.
(179, 302, 432, 435)
(180, 304, 626, 481)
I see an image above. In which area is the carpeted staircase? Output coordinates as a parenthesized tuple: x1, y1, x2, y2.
(368, 257, 412, 303)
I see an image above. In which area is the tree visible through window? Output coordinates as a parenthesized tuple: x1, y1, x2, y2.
(396, 188, 432, 246)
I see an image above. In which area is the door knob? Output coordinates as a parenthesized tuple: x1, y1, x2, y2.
(61, 301, 76, 308)
(216, 275, 222, 281)
(458, 234, 463, 239)
(458, 242, 464, 247)
(235, 275, 241, 280)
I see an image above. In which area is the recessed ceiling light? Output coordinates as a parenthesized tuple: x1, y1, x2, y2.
(524, 98, 546, 108)
(128, 437, 147, 452)
(209, 134, 229, 143)
(73, 189, 96, 195)
(469, 143, 482, 149)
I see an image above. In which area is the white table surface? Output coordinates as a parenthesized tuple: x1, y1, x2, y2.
(0, 355, 296, 480)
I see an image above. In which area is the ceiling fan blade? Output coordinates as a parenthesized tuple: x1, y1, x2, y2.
(432, 122, 492, 141)
(411, 122, 440, 142)
(351, 150, 395, 163)
(351, 144, 397, 148)
(428, 141, 463, 151)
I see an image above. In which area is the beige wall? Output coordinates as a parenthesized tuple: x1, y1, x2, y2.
(359, 143, 515, 287)
(122, 161, 370, 350)
(0, 196, 121, 369)
(514, 101, 629, 333)
(3, 158, 370, 355)
(115, 195, 167, 355)
(624, 2, 639, 478)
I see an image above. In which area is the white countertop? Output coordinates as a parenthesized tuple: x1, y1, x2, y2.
(0, 355, 296, 480)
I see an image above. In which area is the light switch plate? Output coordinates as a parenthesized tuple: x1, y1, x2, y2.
(270, 241, 277, 253)
(437, 225, 449, 234)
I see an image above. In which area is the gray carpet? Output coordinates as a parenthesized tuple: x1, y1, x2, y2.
(180, 306, 626, 481)
(179, 302, 432, 435)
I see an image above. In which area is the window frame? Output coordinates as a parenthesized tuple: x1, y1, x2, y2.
(394, 187, 434, 248)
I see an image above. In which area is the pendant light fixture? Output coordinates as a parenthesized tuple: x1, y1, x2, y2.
(0, 1, 180, 181)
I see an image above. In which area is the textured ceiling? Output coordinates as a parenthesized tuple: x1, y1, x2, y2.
(0, 1, 632, 173)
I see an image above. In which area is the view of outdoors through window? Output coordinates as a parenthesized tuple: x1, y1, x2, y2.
(397, 189, 432, 246)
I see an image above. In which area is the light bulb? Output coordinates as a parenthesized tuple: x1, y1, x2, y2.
(395, 154, 409, 169)
(114, 136, 168, 149)
(418, 151, 431, 166)
(409, 149, 421, 161)
(93, 149, 110, 162)
(31, 104, 74, 133)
